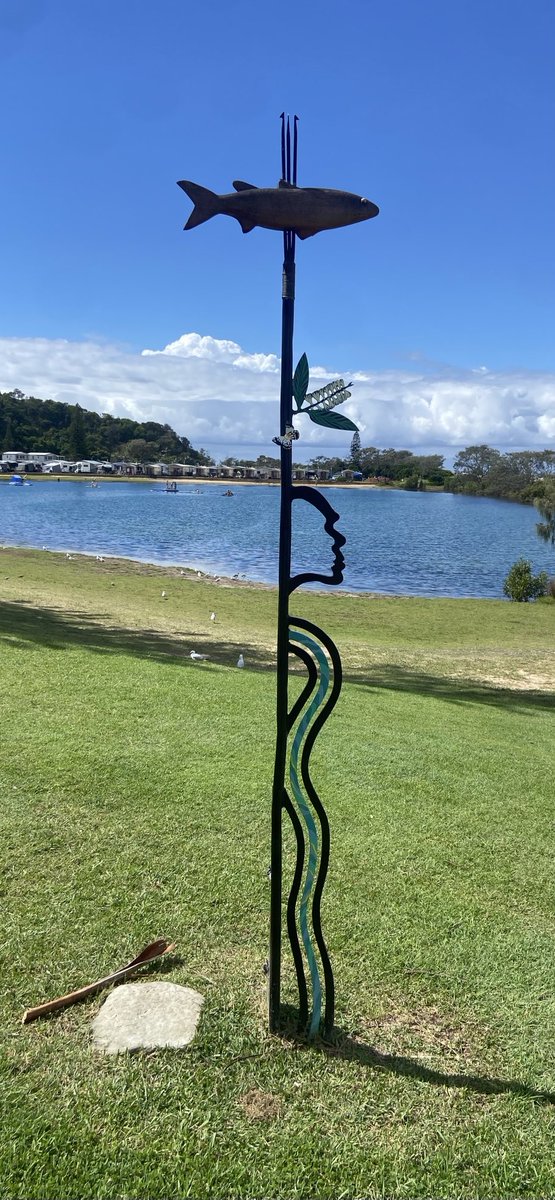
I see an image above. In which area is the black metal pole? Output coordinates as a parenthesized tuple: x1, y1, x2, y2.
(269, 118, 296, 1033)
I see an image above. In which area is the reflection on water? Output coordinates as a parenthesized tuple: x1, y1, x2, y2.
(1, 481, 552, 599)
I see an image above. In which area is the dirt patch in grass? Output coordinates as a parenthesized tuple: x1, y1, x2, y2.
(238, 1088, 282, 1121)
(358, 1003, 491, 1069)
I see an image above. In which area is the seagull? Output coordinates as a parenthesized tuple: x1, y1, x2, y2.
(210, 611, 216, 622)
(66, 553, 74, 560)
(95, 555, 104, 562)
(161, 590, 167, 599)
(42, 545, 47, 550)
(237, 653, 245, 669)
(180, 570, 185, 576)
(190, 650, 209, 660)
(197, 571, 202, 577)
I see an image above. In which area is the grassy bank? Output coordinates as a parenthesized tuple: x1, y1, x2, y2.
(1, 549, 554, 1199)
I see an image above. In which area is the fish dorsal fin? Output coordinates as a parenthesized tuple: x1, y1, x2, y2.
(233, 180, 258, 192)
(278, 179, 297, 189)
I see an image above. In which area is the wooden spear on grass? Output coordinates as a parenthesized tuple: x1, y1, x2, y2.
(22, 938, 175, 1024)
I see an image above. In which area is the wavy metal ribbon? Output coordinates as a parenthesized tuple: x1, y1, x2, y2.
(283, 614, 342, 1038)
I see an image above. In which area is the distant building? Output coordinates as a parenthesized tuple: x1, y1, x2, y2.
(1, 451, 27, 465)
(73, 460, 113, 474)
(44, 460, 74, 473)
(145, 462, 170, 477)
(2, 450, 58, 467)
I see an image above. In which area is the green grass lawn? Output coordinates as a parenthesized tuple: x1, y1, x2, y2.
(1, 549, 555, 1199)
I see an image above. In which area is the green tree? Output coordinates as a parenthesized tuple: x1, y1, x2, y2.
(503, 559, 547, 602)
(307, 454, 346, 475)
(453, 444, 502, 484)
(349, 431, 362, 470)
(119, 438, 152, 463)
(255, 455, 280, 469)
(2, 413, 14, 452)
(535, 480, 555, 548)
(66, 404, 89, 460)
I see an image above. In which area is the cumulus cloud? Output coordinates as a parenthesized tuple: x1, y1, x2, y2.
(142, 331, 280, 374)
(0, 331, 554, 456)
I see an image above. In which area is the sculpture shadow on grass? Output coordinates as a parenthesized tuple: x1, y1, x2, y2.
(0, 599, 273, 671)
(351, 662, 555, 714)
(278, 1006, 555, 1106)
(1, 599, 553, 712)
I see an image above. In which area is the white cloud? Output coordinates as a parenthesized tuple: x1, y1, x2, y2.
(0, 331, 554, 456)
(142, 331, 280, 374)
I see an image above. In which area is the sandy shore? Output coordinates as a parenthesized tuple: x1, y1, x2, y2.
(0, 473, 380, 490)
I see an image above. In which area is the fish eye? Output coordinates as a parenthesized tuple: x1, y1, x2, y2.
(361, 197, 368, 205)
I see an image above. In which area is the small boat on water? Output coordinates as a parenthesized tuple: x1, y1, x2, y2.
(165, 481, 178, 493)
(9, 474, 30, 486)
(223, 489, 234, 496)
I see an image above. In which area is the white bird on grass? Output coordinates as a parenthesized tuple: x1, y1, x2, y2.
(161, 590, 167, 599)
(210, 611, 216, 622)
(190, 650, 210, 661)
(237, 653, 245, 669)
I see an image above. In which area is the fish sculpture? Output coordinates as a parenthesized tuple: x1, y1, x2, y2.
(178, 179, 379, 240)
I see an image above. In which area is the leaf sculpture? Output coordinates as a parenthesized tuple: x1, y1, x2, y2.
(293, 353, 309, 409)
(291, 354, 358, 432)
(309, 409, 358, 431)
(304, 379, 352, 412)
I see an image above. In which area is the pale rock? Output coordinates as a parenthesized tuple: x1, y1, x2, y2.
(92, 981, 204, 1054)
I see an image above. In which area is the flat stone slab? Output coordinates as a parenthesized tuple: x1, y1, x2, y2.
(92, 981, 204, 1054)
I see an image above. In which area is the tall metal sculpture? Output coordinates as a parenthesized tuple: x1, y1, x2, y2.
(179, 116, 378, 1039)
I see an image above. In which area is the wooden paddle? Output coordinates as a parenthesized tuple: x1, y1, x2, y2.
(22, 938, 175, 1024)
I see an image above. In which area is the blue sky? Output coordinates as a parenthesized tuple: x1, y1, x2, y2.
(1, 0, 554, 460)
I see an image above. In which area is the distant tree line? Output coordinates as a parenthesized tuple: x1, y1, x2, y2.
(0, 390, 212, 465)
(301, 441, 452, 487)
(447, 444, 555, 503)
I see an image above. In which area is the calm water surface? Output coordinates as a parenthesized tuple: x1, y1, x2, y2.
(1, 480, 553, 598)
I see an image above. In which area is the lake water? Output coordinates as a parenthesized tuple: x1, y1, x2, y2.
(1, 480, 553, 598)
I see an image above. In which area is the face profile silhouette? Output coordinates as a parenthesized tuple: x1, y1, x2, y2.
(289, 486, 346, 594)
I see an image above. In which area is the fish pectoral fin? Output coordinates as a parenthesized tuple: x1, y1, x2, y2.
(295, 228, 317, 240)
(233, 180, 258, 191)
(236, 217, 256, 234)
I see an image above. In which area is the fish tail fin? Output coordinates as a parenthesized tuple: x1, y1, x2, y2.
(177, 181, 220, 229)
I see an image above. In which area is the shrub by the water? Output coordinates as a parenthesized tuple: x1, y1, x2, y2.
(503, 558, 548, 602)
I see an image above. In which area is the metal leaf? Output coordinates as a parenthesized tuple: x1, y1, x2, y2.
(292, 353, 309, 409)
(304, 379, 351, 412)
(308, 410, 359, 432)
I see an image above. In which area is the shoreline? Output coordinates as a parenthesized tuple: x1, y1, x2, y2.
(0, 543, 507, 603)
(0, 473, 381, 490)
